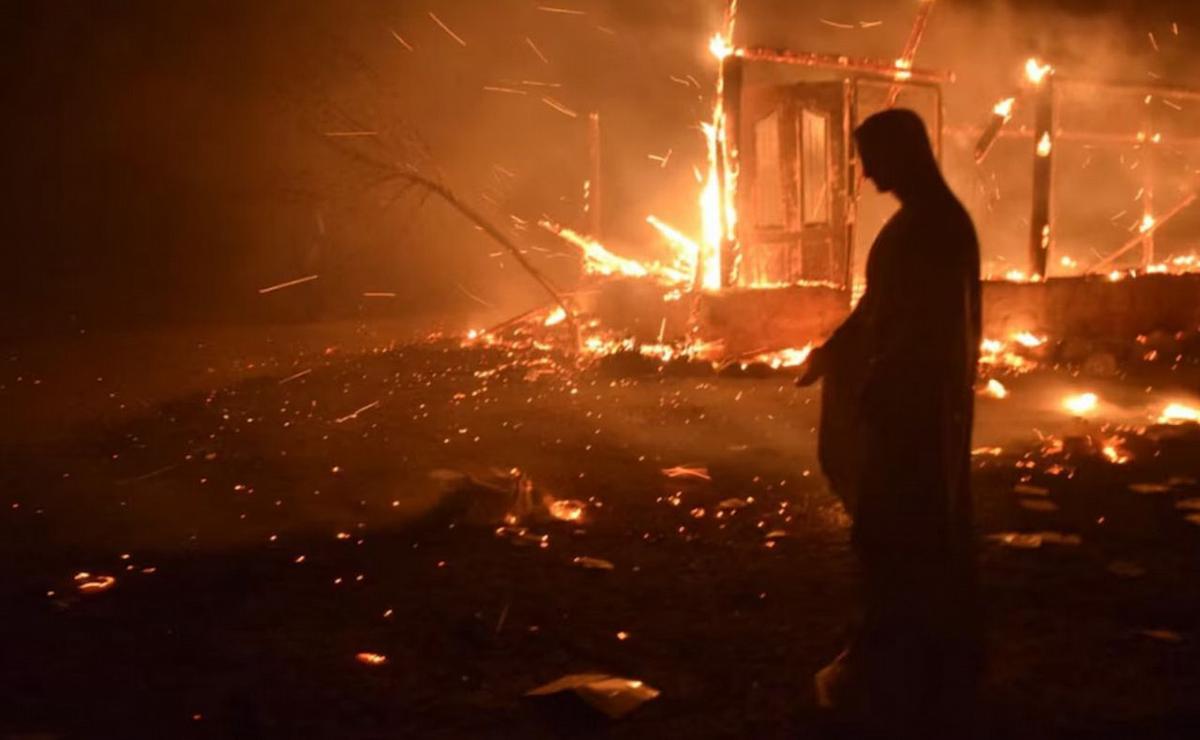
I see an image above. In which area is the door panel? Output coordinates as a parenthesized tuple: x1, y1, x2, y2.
(739, 81, 848, 288)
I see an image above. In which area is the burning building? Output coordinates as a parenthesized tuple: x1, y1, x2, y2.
(529, 1, 1200, 368)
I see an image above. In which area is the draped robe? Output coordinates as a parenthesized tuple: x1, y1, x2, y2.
(815, 184, 983, 720)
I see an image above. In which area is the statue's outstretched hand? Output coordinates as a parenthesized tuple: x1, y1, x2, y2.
(795, 346, 828, 388)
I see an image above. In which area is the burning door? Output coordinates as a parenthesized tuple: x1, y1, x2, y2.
(739, 81, 850, 288)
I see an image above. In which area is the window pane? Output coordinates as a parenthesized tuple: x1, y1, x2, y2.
(754, 111, 784, 228)
(801, 110, 829, 224)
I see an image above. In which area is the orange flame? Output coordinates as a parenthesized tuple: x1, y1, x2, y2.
(1025, 57, 1053, 85)
(1036, 132, 1052, 157)
(1063, 392, 1099, 416)
(993, 96, 1016, 119)
(1159, 402, 1200, 424)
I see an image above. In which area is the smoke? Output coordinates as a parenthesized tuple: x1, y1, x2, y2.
(3, 0, 1199, 336)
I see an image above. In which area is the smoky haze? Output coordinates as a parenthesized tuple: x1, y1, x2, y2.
(2, 0, 1198, 338)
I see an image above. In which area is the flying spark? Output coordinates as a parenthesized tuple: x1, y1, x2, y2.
(428, 12, 466, 46)
(258, 275, 319, 294)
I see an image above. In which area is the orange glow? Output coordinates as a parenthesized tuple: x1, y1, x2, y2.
(753, 345, 813, 369)
(1159, 402, 1200, 424)
(1025, 57, 1053, 85)
(1101, 437, 1131, 464)
(645, 215, 701, 282)
(543, 306, 567, 327)
(540, 220, 689, 285)
(662, 465, 711, 480)
(708, 33, 733, 60)
(548, 499, 585, 522)
(1012, 331, 1046, 348)
(356, 652, 388, 666)
(75, 573, 116, 593)
(1063, 392, 1099, 416)
(1036, 132, 1052, 157)
(984, 379, 1009, 399)
(993, 96, 1016, 120)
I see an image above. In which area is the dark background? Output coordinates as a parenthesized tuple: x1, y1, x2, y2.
(2, 0, 1198, 337)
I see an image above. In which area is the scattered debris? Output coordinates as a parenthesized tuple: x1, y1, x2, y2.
(526, 673, 660, 719)
(1128, 482, 1172, 494)
(494, 526, 549, 548)
(355, 652, 388, 666)
(987, 531, 1082, 549)
(661, 465, 711, 481)
(548, 499, 586, 522)
(74, 572, 116, 593)
(572, 556, 615, 570)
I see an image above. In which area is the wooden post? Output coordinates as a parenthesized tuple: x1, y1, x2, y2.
(587, 111, 602, 239)
(1029, 78, 1055, 278)
(720, 56, 743, 288)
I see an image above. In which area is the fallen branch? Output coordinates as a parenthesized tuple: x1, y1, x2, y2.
(316, 129, 580, 350)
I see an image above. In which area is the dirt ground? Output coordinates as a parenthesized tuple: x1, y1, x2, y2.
(2, 323, 1199, 739)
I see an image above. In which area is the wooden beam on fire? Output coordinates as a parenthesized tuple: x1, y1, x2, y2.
(734, 47, 953, 86)
(1086, 192, 1199, 274)
(885, 0, 937, 107)
(1028, 77, 1057, 278)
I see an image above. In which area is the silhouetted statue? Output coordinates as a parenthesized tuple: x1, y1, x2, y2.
(797, 108, 982, 736)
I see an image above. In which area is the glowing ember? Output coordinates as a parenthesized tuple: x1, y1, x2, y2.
(543, 306, 567, 327)
(708, 33, 733, 60)
(662, 465, 711, 480)
(992, 96, 1016, 120)
(979, 337, 1034, 373)
(1159, 403, 1200, 424)
(74, 572, 116, 593)
(754, 345, 813, 369)
(1025, 57, 1053, 85)
(893, 58, 913, 81)
(548, 499, 585, 522)
(356, 652, 388, 666)
(1036, 132, 1052, 157)
(1101, 437, 1131, 465)
(1063, 392, 1099, 416)
(1139, 213, 1156, 233)
(984, 379, 1009, 399)
(1012, 331, 1046, 348)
